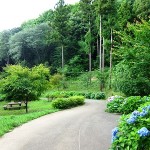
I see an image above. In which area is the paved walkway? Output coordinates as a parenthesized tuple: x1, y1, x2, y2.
(0, 100, 120, 150)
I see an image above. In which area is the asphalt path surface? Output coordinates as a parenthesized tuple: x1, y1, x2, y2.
(0, 100, 120, 150)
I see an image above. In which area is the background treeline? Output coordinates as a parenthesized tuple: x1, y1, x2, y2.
(0, 0, 149, 96)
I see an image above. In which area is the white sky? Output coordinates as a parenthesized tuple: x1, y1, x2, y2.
(0, 0, 79, 31)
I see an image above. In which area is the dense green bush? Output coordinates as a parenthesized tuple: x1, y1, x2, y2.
(95, 92, 105, 99)
(106, 96, 150, 114)
(110, 102, 150, 150)
(113, 22, 150, 96)
(106, 97, 124, 113)
(0, 64, 50, 101)
(45, 91, 106, 100)
(50, 73, 64, 90)
(120, 96, 150, 114)
(52, 96, 85, 109)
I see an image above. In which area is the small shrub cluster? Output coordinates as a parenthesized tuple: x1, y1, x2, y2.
(51, 96, 85, 109)
(119, 96, 150, 114)
(85, 92, 105, 99)
(106, 96, 150, 114)
(106, 96, 124, 113)
(45, 91, 105, 100)
(110, 102, 150, 150)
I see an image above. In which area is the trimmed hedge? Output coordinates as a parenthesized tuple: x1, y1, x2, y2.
(51, 96, 85, 109)
(45, 91, 105, 100)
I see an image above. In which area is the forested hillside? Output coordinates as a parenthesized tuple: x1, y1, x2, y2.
(0, 0, 149, 96)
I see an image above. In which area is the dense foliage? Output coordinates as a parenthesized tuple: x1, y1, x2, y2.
(45, 91, 105, 100)
(51, 96, 85, 109)
(106, 96, 124, 113)
(106, 96, 150, 114)
(110, 102, 150, 150)
(113, 22, 150, 96)
(0, 64, 50, 101)
(0, 0, 149, 96)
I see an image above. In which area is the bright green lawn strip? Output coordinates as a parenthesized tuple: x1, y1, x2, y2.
(0, 100, 59, 136)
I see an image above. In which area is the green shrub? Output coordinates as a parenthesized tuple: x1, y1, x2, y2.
(85, 92, 92, 99)
(0, 64, 50, 101)
(95, 92, 105, 99)
(90, 93, 95, 99)
(106, 96, 150, 114)
(110, 102, 150, 150)
(106, 97, 124, 113)
(120, 96, 150, 114)
(45, 91, 106, 100)
(52, 96, 85, 109)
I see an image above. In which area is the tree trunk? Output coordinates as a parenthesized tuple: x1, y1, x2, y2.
(7, 52, 9, 65)
(89, 21, 92, 84)
(102, 37, 105, 71)
(97, 37, 99, 55)
(99, 14, 102, 71)
(62, 45, 64, 69)
(109, 28, 113, 89)
(25, 99, 28, 113)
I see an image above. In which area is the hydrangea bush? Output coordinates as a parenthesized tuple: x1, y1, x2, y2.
(106, 96, 150, 114)
(106, 96, 124, 113)
(110, 102, 150, 150)
(119, 96, 150, 114)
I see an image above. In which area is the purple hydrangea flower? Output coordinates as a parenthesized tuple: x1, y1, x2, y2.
(137, 127, 150, 137)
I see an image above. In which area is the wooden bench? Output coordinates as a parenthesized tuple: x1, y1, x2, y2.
(3, 102, 26, 110)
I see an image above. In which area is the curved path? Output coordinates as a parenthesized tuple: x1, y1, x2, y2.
(0, 100, 120, 150)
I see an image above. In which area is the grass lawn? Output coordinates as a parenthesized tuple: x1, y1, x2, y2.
(0, 100, 59, 137)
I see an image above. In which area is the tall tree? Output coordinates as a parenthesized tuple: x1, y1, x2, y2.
(80, 0, 94, 82)
(54, 0, 69, 69)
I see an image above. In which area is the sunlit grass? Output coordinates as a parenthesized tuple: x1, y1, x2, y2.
(0, 100, 59, 136)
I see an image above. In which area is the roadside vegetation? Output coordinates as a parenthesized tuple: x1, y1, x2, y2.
(0, 100, 58, 136)
(106, 96, 150, 149)
(0, 0, 149, 148)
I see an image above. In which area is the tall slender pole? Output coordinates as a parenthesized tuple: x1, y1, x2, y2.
(89, 19, 92, 84)
(102, 37, 105, 71)
(62, 45, 64, 69)
(110, 28, 113, 89)
(99, 14, 102, 71)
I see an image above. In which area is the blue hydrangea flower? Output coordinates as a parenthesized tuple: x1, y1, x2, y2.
(137, 127, 150, 137)
(111, 127, 119, 142)
(140, 111, 148, 117)
(140, 105, 150, 117)
(132, 111, 140, 116)
(142, 105, 150, 111)
(127, 116, 136, 124)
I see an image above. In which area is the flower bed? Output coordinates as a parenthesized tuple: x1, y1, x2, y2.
(110, 102, 150, 150)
